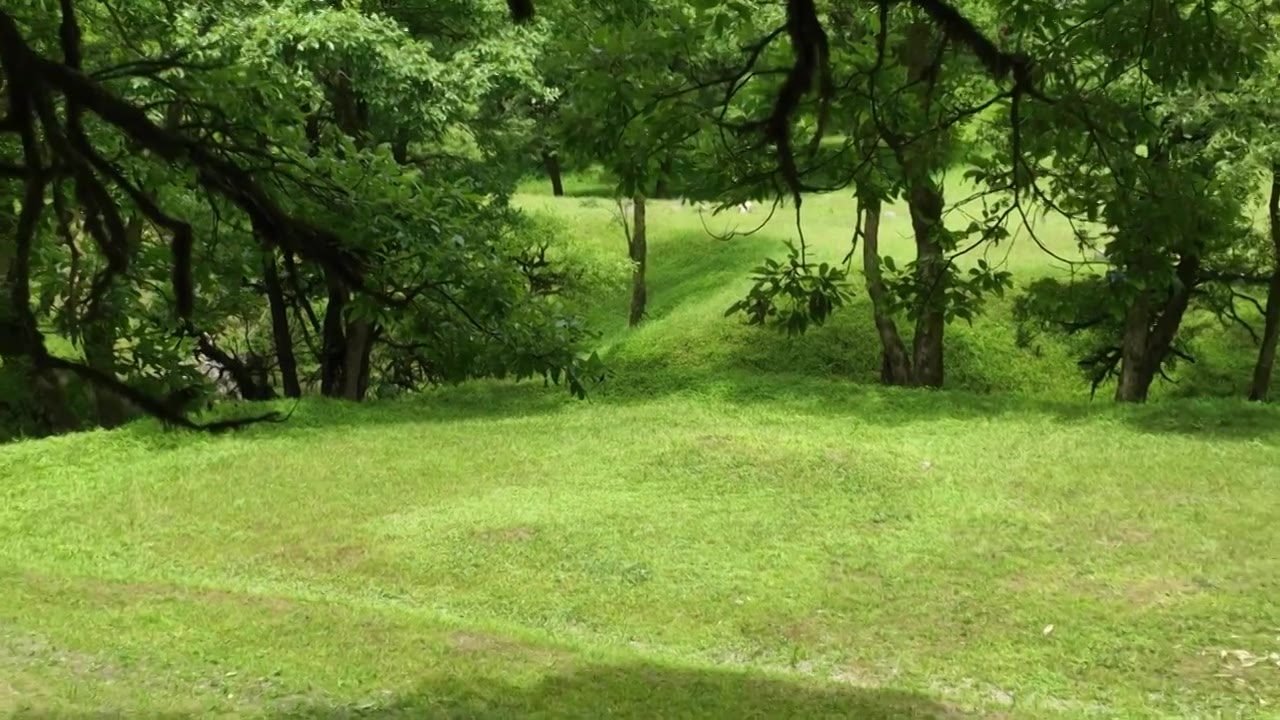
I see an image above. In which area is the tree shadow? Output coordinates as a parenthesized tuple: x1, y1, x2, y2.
(6, 663, 962, 719)
(597, 365, 1280, 442)
(150, 359, 1280, 451)
(268, 662, 959, 719)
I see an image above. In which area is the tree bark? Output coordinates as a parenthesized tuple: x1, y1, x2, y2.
(81, 218, 140, 428)
(628, 194, 647, 326)
(1116, 252, 1200, 403)
(341, 319, 375, 401)
(263, 251, 302, 398)
(31, 369, 81, 435)
(195, 334, 275, 401)
(320, 271, 347, 397)
(653, 156, 674, 199)
(1250, 164, 1280, 402)
(1115, 289, 1153, 402)
(908, 181, 946, 388)
(860, 198, 912, 385)
(543, 150, 564, 197)
(81, 320, 125, 427)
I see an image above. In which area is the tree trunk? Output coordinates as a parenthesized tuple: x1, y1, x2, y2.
(1116, 252, 1200, 403)
(860, 198, 912, 385)
(81, 218, 141, 428)
(908, 181, 946, 388)
(341, 319, 375, 401)
(194, 334, 275, 401)
(320, 271, 347, 397)
(1250, 164, 1280, 402)
(1115, 290, 1153, 402)
(31, 369, 81, 435)
(543, 150, 564, 197)
(653, 156, 674, 199)
(82, 321, 125, 427)
(263, 252, 302, 398)
(628, 194, 648, 326)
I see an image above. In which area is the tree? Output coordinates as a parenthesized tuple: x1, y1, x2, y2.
(0, 0, 603, 436)
(544, 0, 725, 326)
(1252, 165, 1280, 401)
(710, 0, 1013, 387)
(978, 0, 1273, 402)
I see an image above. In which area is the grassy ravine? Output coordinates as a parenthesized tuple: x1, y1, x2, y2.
(3, 179, 1280, 719)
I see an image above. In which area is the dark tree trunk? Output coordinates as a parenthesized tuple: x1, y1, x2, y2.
(908, 181, 946, 388)
(195, 334, 275, 401)
(31, 368, 81, 435)
(1250, 165, 1280, 402)
(321, 271, 347, 397)
(80, 218, 140, 428)
(1116, 252, 1200, 403)
(82, 322, 125, 427)
(341, 319, 375, 401)
(392, 130, 410, 165)
(889, 21, 949, 389)
(861, 198, 912, 385)
(653, 156, 674, 199)
(543, 151, 564, 197)
(263, 251, 301, 398)
(1116, 291, 1153, 402)
(628, 195, 647, 326)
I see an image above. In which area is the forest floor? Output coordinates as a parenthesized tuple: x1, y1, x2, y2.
(2, 176, 1279, 718)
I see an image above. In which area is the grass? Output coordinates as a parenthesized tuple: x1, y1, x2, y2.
(2, 174, 1279, 718)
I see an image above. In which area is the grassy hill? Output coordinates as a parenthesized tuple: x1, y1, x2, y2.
(518, 174, 1259, 402)
(2, 178, 1279, 718)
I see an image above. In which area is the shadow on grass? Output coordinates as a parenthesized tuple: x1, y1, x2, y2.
(595, 366, 1280, 442)
(156, 361, 1280, 452)
(269, 663, 956, 719)
(9, 664, 957, 719)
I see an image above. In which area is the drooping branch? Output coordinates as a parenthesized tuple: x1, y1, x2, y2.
(0, 6, 318, 431)
(0, 11, 366, 292)
(507, 0, 535, 23)
(904, 0, 1039, 94)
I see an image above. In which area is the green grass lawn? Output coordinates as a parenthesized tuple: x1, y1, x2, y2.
(2, 177, 1279, 718)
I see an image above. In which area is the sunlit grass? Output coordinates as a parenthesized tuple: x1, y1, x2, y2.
(1, 173, 1277, 718)
(2, 384, 1279, 717)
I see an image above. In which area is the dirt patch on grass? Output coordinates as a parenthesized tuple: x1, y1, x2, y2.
(695, 434, 734, 450)
(999, 571, 1069, 595)
(1119, 576, 1198, 607)
(265, 536, 379, 573)
(117, 580, 300, 615)
(829, 663, 881, 689)
(21, 571, 302, 616)
(1177, 646, 1280, 698)
(0, 626, 120, 683)
(1093, 525, 1153, 549)
(471, 525, 538, 544)
(1000, 569, 1197, 609)
(446, 631, 569, 666)
(780, 617, 836, 647)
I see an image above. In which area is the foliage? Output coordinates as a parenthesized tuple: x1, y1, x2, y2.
(0, 0, 609, 438)
(726, 242, 853, 336)
(4, 0, 1280, 448)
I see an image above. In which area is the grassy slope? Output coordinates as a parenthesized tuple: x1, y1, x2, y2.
(518, 173, 1261, 402)
(2, 177, 1279, 719)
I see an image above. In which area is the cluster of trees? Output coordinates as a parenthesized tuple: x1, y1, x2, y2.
(2, 0, 1278, 439)
(1, 0, 606, 436)
(539, 0, 1279, 404)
